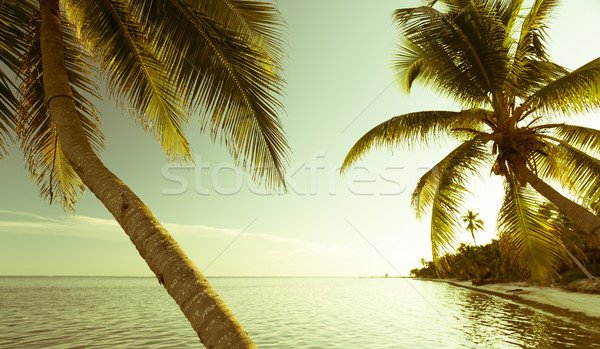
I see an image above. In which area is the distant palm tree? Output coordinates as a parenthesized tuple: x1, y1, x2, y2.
(342, 0, 600, 282)
(461, 210, 484, 245)
(0, 0, 287, 347)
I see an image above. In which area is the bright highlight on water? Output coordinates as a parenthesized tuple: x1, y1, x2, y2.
(1, 277, 599, 348)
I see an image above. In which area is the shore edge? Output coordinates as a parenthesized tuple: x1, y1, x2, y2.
(419, 278, 600, 322)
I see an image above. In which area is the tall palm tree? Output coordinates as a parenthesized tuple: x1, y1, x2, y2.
(461, 210, 484, 245)
(341, 0, 600, 282)
(1, 0, 288, 347)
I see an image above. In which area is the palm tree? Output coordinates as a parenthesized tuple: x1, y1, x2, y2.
(461, 210, 484, 245)
(539, 203, 599, 281)
(341, 0, 600, 282)
(1, 0, 288, 347)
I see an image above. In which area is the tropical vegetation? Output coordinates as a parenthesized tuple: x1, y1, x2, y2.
(461, 210, 484, 245)
(411, 239, 600, 290)
(341, 0, 600, 282)
(412, 201, 600, 288)
(0, 0, 287, 347)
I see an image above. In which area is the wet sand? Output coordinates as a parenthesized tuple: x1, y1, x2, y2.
(434, 279, 600, 319)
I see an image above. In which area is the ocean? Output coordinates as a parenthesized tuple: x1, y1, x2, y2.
(0, 276, 599, 348)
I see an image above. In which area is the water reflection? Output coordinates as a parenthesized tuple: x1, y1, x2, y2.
(0, 277, 598, 348)
(440, 284, 600, 348)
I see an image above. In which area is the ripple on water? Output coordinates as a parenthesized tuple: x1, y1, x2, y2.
(0, 277, 599, 348)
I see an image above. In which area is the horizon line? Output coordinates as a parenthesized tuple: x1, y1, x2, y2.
(0, 274, 411, 278)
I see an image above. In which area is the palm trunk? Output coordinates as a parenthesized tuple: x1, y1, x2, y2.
(564, 248, 598, 281)
(514, 162, 600, 239)
(39, 0, 255, 347)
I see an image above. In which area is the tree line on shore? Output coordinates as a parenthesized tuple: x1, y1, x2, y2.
(411, 205, 600, 289)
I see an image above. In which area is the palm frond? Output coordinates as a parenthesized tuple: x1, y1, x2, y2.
(64, 0, 192, 162)
(128, 0, 288, 188)
(506, 1, 564, 99)
(411, 136, 491, 259)
(341, 109, 492, 173)
(516, 0, 558, 61)
(0, 0, 34, 70)
(184, 0, 285, 62)
(17, 13, 103, 211)
(552, 124, 600, 157)
(0, 0, 37, 158)
(392, 2, 511, 106)
(493, 0, 524, 31)
(0, 73, 15, 158)
(541, 202, 590, 266)
(522, 57, 600, 117)
(507, 60, 569, 101)
(497, 173, 561, 282)
(535, 139, 600, 209)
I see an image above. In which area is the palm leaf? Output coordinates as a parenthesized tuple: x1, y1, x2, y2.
(17, 12, 103, 211)
(64, 0, 192, 162)
(515, 0, 558, 61)
(341, 109, 491, 173)
(542, 203, 590, 267)
(184, 0, 285, 62)
(505, 1, 566, 99)
(128, 0, 288, 188)
(0, 0, 34, 70)
(497, 173, 561, 282)
(0, 73, 15, 158)
(535, 139, 600, 208)
(411, 136, 490, 259)
(0, 0, 37, 158)
(552, 124, 600, 157)
(522, 57, 600, 117)
(494, 0, 524, 31)
(392, 2, 510, 106)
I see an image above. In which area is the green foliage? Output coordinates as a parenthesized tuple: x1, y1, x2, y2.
(17, 9, 103, 211)
(411, 241, 599, 284)
(0, 0, 289, 210)
(343, 0, 600, 283)
(65, 0, 191, 162)
(461, 210, 484, 245)
(411, 137, 490, 259)
(497, 175, 562, 281)
(562, 263, 600, 283)
(0, 0, 37, 159)
(410, 240, 511, 281)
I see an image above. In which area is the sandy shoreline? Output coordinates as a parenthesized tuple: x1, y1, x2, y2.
(422, 278, 600, 320)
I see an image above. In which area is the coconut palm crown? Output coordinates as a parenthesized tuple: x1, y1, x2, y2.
(1, 0, 287, 347)
(1, 0, 288, 210)
(341, 0, 600, 282)
(461, 210, 484, 245)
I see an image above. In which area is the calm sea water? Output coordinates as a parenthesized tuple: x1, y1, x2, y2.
(0, 277, 599, 348)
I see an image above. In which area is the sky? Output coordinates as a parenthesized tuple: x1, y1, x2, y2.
(2, 0, 600, 277)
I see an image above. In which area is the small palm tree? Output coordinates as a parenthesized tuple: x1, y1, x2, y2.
(1, 0, 287, 347)
(342, 0, 600, 282)
(461, 210, 484, 245)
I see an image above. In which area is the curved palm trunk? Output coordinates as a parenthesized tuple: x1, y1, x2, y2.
(514, 162, 600, 239)
(40, 1, 255, 347)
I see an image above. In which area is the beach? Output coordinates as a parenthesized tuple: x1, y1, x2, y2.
(430, 279, 600, 320)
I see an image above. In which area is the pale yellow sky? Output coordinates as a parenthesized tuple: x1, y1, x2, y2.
(1, 0, 600, 276)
